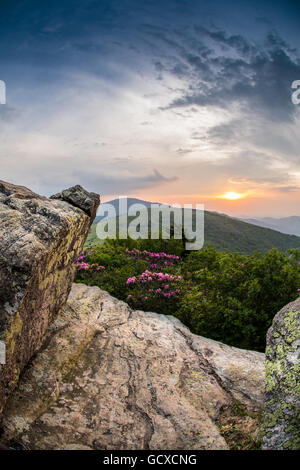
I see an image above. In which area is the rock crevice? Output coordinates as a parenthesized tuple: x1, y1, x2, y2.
(1, 284, 265, 450)
(0, 181, 99, 416)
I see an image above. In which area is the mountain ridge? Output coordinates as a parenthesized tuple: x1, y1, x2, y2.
(89, 198, 300, 255)
(240, 216, 300, 237)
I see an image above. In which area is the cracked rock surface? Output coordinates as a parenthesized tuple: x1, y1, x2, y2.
(262, 298, 300, 450)
(0, 181, 99, 416)
(1, 283, 265, 450)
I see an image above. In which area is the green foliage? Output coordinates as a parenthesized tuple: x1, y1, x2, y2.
(204, 211, 300, 254)
(86, 208, 300, 255)
(178, 247, 300, 351)
(76, 244, 144, 299)
(75, 240, 300, 352)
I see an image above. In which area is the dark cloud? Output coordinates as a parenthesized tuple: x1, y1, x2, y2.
(175, 148, 193, 156)
(41, 168, 179, 196)
(155, 26, 300, 122)
(273, 185, 300, 193)
(1, 1, 299, 125)
(256, 17, 272, 25)
(0, 0, 299, 214)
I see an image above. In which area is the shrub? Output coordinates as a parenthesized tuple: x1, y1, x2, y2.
(125, 270, 182, 314)
(75, 242, 300, 352)
(177, 247, 300, 351)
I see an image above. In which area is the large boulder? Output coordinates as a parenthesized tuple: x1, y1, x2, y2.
(1, 283, 265, 450)
(0, 181, 99, 416)
(262, 297, 300, 450)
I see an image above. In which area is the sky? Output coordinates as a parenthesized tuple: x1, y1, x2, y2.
(0, 0, 300, 217)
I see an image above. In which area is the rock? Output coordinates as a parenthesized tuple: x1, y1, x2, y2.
(0, 181, 100, 416)
(50, 185, 99, 219)
(1, 283, 265, 450)
(262, 298, 300, 450)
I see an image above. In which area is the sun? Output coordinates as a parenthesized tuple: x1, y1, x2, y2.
(217, 192, 246, 200)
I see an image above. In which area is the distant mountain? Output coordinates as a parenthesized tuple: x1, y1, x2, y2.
(88, 199, 300, 255)
(202, 211, 300, 254)
(241, 216, 300, 237)
(94, 198, 170, 223)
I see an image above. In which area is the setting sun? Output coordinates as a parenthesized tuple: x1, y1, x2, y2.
(217, 192, 246, 201)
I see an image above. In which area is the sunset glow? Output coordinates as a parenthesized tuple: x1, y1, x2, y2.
(217, 192, 247, 201)
(1, 1, 299, 218)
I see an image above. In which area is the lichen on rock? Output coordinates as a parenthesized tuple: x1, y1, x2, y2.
(262, 298, 300, 450)
(1, 284, 265, 450)
(0, 181, 100, 417)
(50, 185, 99, 219)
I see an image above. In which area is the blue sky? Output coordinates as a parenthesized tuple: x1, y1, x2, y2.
(0, 0, 300, 216)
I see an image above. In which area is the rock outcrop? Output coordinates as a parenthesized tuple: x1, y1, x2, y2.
(262, 297, 300, 450)
(1, 283, 265, 450)
(0, 181, 99, 416)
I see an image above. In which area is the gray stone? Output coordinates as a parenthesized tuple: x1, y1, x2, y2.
(262, 297, 300, 450)
(0, 181, 99, 417)
(1, 284, 265, 450)
(51, 185, 100, 219)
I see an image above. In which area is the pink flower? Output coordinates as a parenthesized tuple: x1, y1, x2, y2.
(96, 266, 105, 271)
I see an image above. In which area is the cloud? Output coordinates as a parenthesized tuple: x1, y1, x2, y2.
(66, 169, 178, 195)
(175, 148, 193, 156)
(143, 25, 300, 123)
(1, 142, 178, 196)
(273, 185, 300, 193)
(0, 0, 300, 215)
(212, 150, 300, 192)
(0, 106, 20, 122)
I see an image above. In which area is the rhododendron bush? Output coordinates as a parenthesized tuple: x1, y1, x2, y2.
(125, 270, 182, 313)
(75, 239, 300, 352)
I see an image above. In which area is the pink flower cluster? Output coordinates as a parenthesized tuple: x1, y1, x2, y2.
(125, 248, 179, 260)
(124, 248, 179, 268)
(74, 250, 105, 272)
(126, 270, 182, 302)
(139, 270, 181, 282)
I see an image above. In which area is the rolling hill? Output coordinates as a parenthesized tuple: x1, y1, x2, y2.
(240, 216, 300, 237)
(94, 198, 170, 223)
(87, 199, 300, 255)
